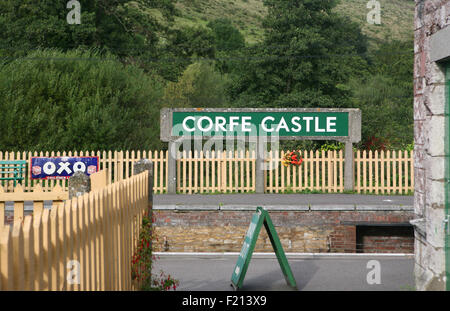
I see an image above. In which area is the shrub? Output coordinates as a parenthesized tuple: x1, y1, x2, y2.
(0, 49, 166, 151)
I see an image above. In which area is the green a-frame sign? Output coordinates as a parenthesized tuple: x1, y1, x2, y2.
(231, 207, 298, 290)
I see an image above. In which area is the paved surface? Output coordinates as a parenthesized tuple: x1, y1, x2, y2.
(154, 194, 413, 207)
(5, 193, 413, 211)
(153, 253, 415, 291)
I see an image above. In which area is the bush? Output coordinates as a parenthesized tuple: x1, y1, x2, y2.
(163, 61, 229, 108)
(0, 49, 166, 151)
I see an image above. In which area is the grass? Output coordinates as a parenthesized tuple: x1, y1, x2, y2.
(166, 0, 414, 47)
(334, 0, 415, 46)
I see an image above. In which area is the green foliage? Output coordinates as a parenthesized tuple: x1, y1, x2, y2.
(405, 142, 414, 152)
(155, 26, 216, 81)
(163, 62, 229, 108)
(320, 142, 345, 151)
(350, 39, 413, 149)
(207, 18, 245, 52)
(228, 0, 369, 109)
(0, 49, 165, 151)
(0, 0, 176, 58)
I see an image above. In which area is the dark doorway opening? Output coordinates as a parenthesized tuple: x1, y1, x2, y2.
(356, 225, 414, 253)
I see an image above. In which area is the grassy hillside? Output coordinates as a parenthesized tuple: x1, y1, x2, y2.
(172, 0, 414, 45)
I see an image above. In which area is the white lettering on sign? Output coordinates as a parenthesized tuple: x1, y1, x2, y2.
(73, 161, 86, 173)
(303, 117, 313, 132)
(229, 116, 240, 131)
(180, 115, 340, 134)
(327, 117, 337, 132)
(182, 116, 196, 132)
(198, 116, 213, 132)
(278, 117, 290, 132)
(43, 162, 57, 175)
(216, 116, 226, 132)
(314, 117, 325, 132)
(242, 116, 252, 132)
(261, 116, 275, 132)
(57, 162, 72, 175)
(291, 117, 302, 132)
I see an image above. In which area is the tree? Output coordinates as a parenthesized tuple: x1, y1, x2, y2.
(207, 19, 245, 52)
(0, 49, 166, 151)
(163, 62, 229, 108)
(350, 39, 414, 149)
(228, 0, 368, 109)
(154, 26, 216, 82)
(0, 0, 176, 65)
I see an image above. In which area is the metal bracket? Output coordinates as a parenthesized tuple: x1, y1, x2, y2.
(444, 215, 450, 235)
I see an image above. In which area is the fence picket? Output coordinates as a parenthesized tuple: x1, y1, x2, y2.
(23, 216, 34, 290)
(50, 206, 59, 290)
(41, 209, 51, 291)
(0, 226, 13, 290)
(11, 222, 25, 290)
(33, 211, 44, 290)
(386, 150, 391, 194)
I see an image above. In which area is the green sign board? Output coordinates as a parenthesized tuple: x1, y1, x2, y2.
(231, 207, 297, 290)
(172, 111, 348, 137)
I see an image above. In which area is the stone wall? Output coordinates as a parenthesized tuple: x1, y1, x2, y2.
(413, 0, 450, 291)
(152, 209, 414, 253)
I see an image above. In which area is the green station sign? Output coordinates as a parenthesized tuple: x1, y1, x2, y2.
(172, 111, 348, 137)
(231, 207, 297, 290)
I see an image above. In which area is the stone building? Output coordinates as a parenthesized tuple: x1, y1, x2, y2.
(413, 0, 450, 291)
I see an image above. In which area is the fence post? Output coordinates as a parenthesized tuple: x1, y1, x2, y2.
(255, 138, 265, 194)
(344, 141, 354, 192)
(68, 172, 91, 199)
(167, 141, 177, 194)
(133, 159, 153, 215)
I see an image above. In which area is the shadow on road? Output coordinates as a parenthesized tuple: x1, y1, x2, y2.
(241, 259, 320, 291)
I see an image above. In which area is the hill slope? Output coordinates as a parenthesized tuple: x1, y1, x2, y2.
(173, 0, 414, 45)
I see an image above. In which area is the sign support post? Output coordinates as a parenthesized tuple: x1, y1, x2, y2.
(344, 140, 354, 191)
(255, 138, 265, 194)
(167, 141, 177, 194)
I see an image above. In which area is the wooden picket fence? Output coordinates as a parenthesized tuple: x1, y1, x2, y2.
(0, 151, 166, 194)
(355, 150, 414, 194)
(177, 150, 255, 194)
(0, 171, 149, 291)
(266, 150, 345, 193)
(0, 149, 414, 194)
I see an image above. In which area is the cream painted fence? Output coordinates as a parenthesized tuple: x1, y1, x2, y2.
(0, 171, 149, 291)
(0, 151, 166, 194)
(354, 150, 414, 194)
(0, 149, 414, 194)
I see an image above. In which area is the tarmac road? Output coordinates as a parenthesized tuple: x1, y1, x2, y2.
(153, 253, 415, 291)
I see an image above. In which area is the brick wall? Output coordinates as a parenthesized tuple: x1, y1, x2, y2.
(153, 209, 414, 253)
(356, 226, 414, 253)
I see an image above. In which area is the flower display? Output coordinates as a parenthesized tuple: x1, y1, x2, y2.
(131, 213, 179, 291)
(281, 150, 303, 167)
